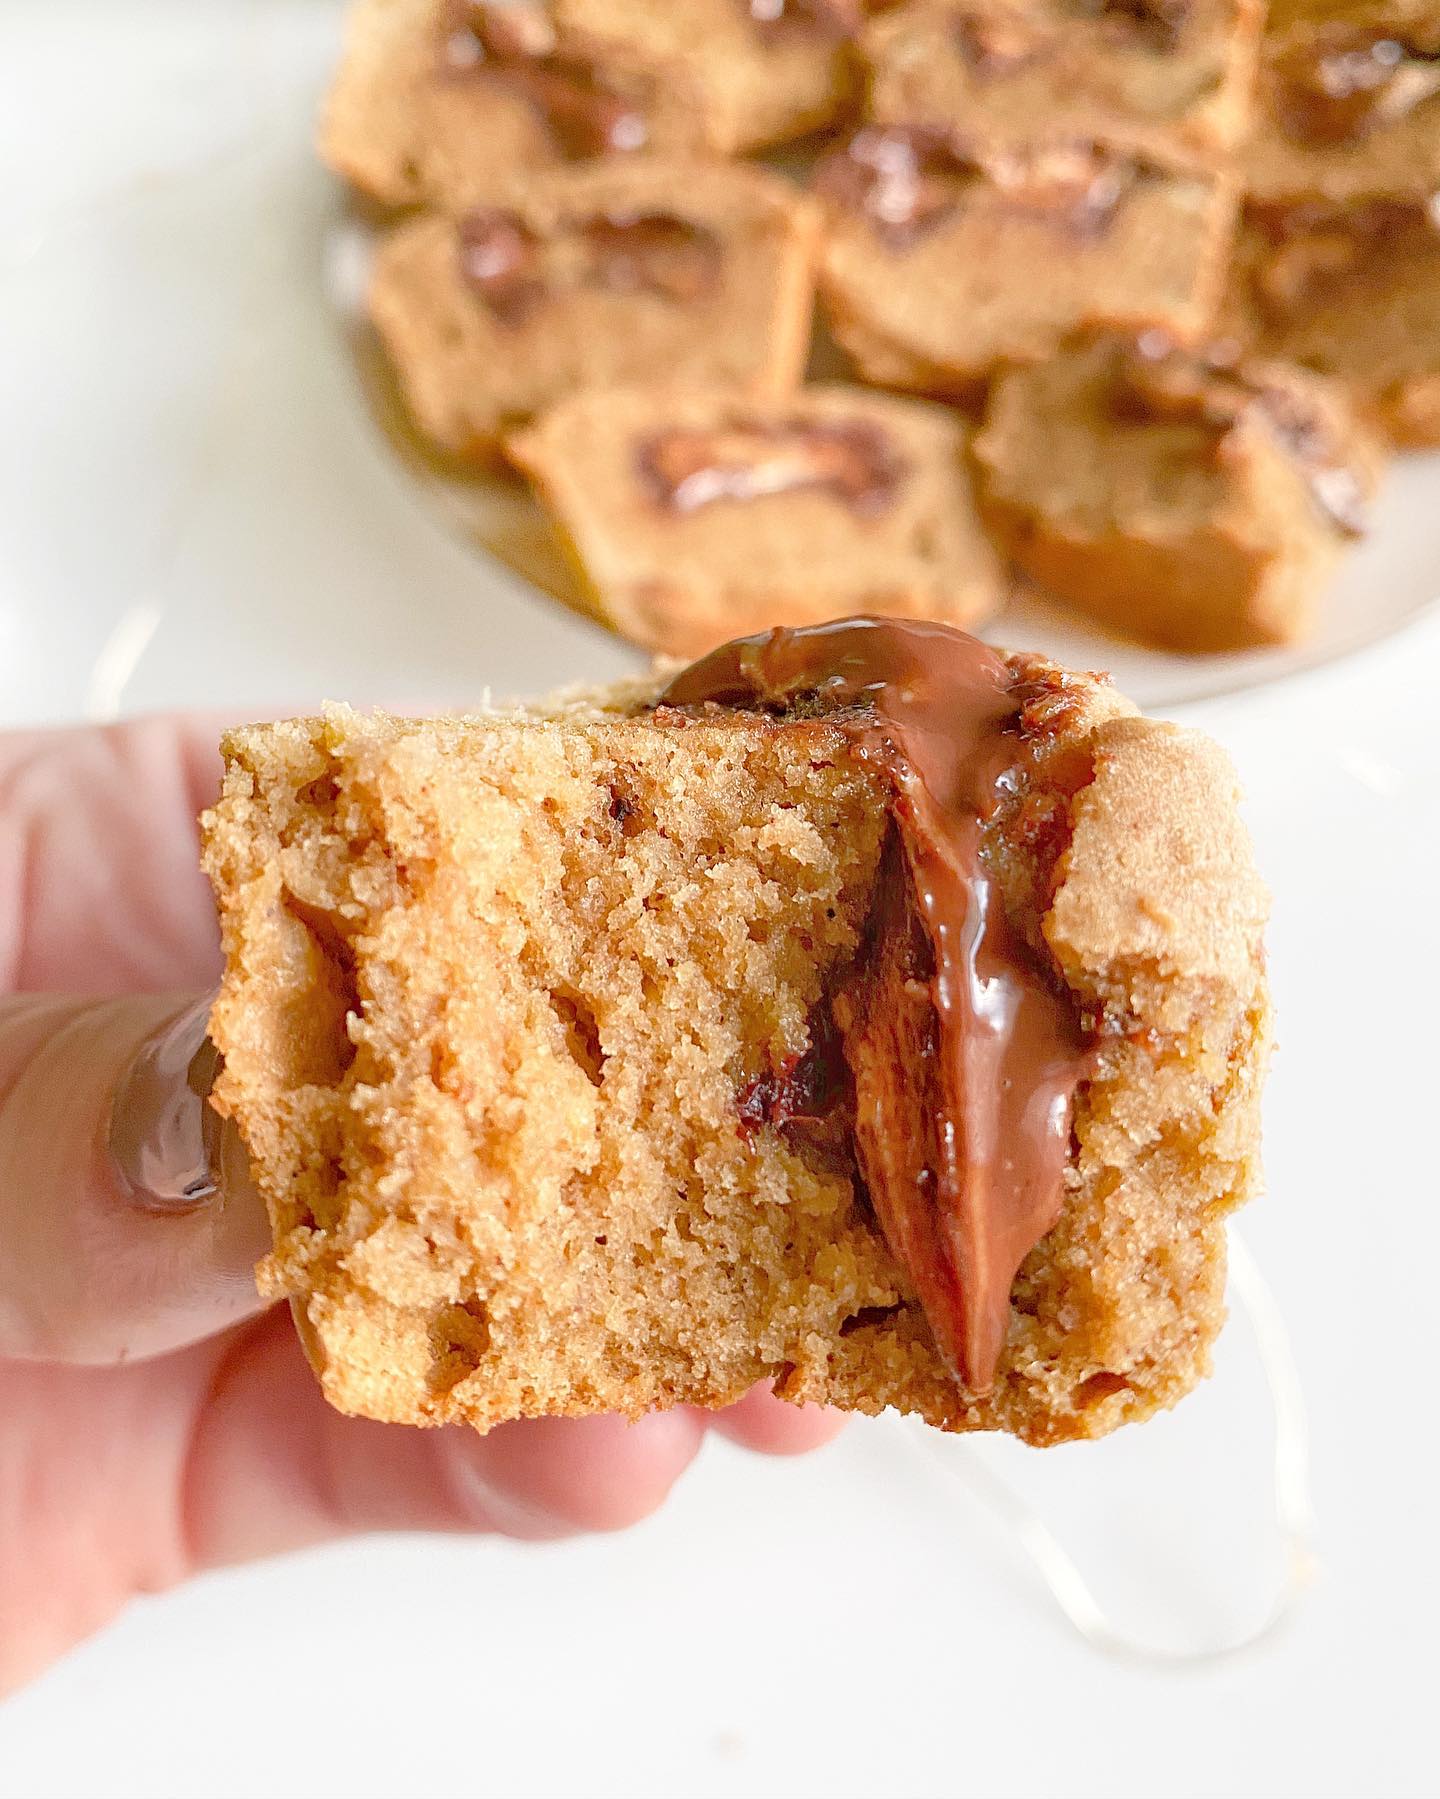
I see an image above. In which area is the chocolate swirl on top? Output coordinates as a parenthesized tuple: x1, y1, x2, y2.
(657, 618, 1093, 1392)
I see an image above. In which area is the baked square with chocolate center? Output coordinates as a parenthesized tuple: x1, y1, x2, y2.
(321, 0, 708, 210)
(1247, 10, 1440, 202)
(551, 0, 864, 153)
(814, 126, 1237, 395)
(203, 622, 1271, 1443)
(506, 385, 1007, 655)
(973, 333, 1383, 650)
(369, 160, 818, 460)
(1221, 198, 1440, 446)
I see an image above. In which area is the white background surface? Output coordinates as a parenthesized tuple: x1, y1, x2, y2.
(2, 7, 1439, 1797)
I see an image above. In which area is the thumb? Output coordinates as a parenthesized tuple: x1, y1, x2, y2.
(0, 993, 272, 1364)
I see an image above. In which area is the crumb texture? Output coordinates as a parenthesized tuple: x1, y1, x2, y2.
(204, 670, 1269, 1444)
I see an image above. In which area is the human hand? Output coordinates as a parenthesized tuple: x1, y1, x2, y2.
(0, 716, 842, 1694)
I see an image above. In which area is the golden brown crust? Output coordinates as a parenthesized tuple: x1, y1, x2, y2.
(202, 659, 1270, 1445)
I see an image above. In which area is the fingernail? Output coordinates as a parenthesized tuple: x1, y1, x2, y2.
(109, 992, 223, 1213)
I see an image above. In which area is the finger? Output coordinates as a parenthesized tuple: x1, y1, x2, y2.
(177, 1310, 710, 1567)
(705, 1383, 848, 1456)
(0, 715, 228, 994)
(1, 1309, 716, 1691)
(0, 992, 272, 1364)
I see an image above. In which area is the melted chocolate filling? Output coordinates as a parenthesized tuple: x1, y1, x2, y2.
(636, 419, 906, 516)
(956, 0, 1188, 69)
(657, 618, 1093, 1393)
(458, 207, 723, 323)
(1075, 0, 1190, 50)
(746, 0, 861, 35)
(954, 11, 1043, 76)
(457, 208, 547, 325)
(1115, 338, 1369, 536)
(580, 212, 724, 301)
(1275, 30, 1440, 145)
(816, 126, 1142, 249)
(441, 3, 650, 158)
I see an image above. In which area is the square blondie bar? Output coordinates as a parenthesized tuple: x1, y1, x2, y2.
(204, 628, 1270, 1446)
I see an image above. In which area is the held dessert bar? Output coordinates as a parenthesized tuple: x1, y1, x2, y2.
(973, 333, 1383, 651)
(813, 126, 1237, 396)
(507, 385, 1007, 655)
(861, 0, 1264, 165)
(370, 160, 819, 461)
(203, 619, 1271, 1444)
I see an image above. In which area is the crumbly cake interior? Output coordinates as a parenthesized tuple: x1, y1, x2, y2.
(205, 673, 1269, 1446)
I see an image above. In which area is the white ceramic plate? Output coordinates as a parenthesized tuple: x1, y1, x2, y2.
(5, 0, 1435, 729)
(326, 206, 1440, 713)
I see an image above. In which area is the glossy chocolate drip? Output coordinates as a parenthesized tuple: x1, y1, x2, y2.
(637, 419, 906, 516)
(442, 3, 650, 158)
(657, 618, 1092, 1392)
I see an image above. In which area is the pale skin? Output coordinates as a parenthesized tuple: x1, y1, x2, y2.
(0, 717, 842, 1695)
